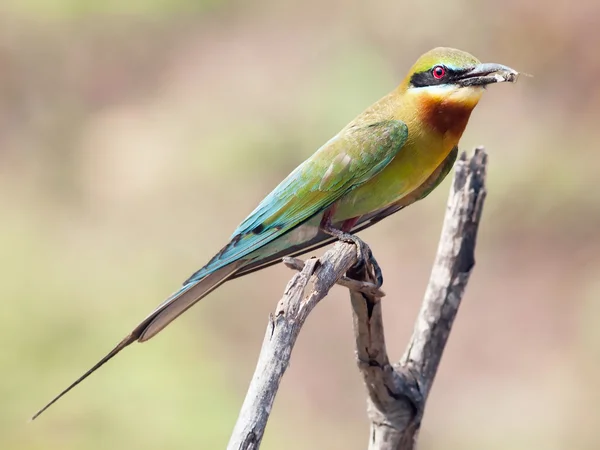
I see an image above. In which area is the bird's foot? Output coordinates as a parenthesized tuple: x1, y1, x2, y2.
(321, 227, 383, 288)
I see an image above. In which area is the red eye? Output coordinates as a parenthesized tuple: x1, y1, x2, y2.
(432, 65, 446, 79)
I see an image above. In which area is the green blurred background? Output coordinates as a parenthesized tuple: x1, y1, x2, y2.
(2, 0, 599, 449)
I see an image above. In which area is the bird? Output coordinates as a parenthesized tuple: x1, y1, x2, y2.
(32, 47, 518, 419)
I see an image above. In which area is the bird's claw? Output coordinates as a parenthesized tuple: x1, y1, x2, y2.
(330, 231, 383, 288)
(358, 243, 383, 289)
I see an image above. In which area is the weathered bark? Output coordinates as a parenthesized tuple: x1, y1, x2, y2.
(227, 244, 359, 449)
(350, 148, 487, 449)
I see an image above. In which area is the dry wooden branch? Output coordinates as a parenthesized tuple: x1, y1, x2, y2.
(228, 148, 488, 450)
(349, 148, 488, 449)
(227, 242, 359, 450)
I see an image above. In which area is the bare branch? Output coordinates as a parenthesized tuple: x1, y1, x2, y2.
(402, 148, 487, 393)
(227, 242, 359, 450)
(349, 147, 488, 449)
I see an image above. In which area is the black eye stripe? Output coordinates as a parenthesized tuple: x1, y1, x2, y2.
(410, 67, 470, 88)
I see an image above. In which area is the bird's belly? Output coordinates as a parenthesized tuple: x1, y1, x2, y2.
(334, 141, 452, 220)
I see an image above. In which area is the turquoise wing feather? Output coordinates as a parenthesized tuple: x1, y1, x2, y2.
(185, 119, 408, 283)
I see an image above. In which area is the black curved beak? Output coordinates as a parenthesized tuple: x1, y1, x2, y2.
(457, 63, 519, 87)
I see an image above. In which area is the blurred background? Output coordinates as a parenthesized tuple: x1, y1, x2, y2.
(1, 0, 599, 449)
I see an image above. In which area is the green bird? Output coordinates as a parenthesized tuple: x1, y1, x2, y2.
(33, 47, 518, 419)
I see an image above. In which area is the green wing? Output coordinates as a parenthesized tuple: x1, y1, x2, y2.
(186, 120, 408, 283)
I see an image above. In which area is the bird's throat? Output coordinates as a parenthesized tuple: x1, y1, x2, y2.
(404, 84, 483, 138)
(419, 97, 477, 137)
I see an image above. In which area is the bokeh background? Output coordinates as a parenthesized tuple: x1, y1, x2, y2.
(2, 0, 599, 449)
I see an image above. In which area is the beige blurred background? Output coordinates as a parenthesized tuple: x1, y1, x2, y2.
(1, 0, 599, 449)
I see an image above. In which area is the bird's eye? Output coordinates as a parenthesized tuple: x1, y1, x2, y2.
(432, 65, 446, 79)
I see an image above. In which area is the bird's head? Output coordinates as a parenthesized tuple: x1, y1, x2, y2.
(399, 47, 518, 136)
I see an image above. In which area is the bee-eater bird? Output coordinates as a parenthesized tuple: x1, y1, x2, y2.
(32, 47, 518, 419)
